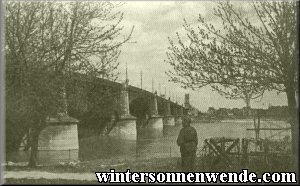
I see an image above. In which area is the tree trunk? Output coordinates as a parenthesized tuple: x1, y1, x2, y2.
(28, 114, 45, 167)
(244, 95, 251, 108)
(244, 97, 251, 117)
(28, 126, 41, 167)
(285, 85, 298, 173)
(286, 86, 297, 152)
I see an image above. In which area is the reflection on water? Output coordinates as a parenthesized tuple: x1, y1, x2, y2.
(79, 119, 291, 161)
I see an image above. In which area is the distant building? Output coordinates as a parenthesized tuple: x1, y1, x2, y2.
(204, 105, 288, 119)
(242, 107, 254, 117)
(265, 105, 288, 118)
(217, 108, 232, 117)
(189, 106, 200, 117)
(232, 108, 243, 116)
(184, 93, 200, 117)
(208, 107, 216, 115)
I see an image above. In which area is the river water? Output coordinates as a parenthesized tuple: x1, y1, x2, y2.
(6, 119, 291, 164)
(79, 119, 291, 161)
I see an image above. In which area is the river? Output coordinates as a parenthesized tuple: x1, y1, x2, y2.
(79, 119, 291, 161)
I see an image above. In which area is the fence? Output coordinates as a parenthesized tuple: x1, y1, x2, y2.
(198, 136, 292, 170)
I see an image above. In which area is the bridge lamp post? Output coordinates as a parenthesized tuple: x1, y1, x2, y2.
(152, 78, 154, 93)
(140, 71, 143, 89)
(159, 83, 161, 96)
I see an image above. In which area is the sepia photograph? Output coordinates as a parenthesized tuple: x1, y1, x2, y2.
(1, 0, 299, 184)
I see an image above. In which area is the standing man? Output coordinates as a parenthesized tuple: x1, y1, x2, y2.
(177, 116, 198, 172)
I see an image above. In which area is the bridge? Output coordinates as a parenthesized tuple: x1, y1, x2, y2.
(65, 72, 189, 138)
(19, 73, 193, 164)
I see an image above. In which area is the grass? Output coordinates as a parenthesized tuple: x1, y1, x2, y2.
(5, 157, 182, 173)
(5, 155, 296, 173)
(4, 155, 297, 184)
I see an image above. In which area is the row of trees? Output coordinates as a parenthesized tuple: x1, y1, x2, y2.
(166, 2, 298, 155)
(5, 1, 133, 166)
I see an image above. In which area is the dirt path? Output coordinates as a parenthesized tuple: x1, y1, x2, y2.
(4, 171, 97, 181)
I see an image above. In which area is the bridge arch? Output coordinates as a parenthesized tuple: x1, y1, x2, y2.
(129, 96, 151, 128)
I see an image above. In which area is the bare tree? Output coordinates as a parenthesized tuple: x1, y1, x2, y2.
(166, 1, 298, 154)
(166, 19, 265, 112)
(5, 1, 133, 166)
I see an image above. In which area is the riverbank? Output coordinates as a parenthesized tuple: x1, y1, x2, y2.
(5, 178, 98, 185)
(4, 157, 180, 184)
(4, 155, 296, 184)
(4, 157, 181, 173)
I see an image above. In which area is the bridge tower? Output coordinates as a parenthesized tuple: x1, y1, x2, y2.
(184, 93, 190, 108)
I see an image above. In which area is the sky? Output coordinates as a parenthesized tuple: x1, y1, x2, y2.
(115, 1, 288, 112)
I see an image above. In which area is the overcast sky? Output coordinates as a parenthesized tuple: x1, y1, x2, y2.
(115, 1, 288, 112)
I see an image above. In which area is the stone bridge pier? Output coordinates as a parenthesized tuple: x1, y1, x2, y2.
(21, 83, 80, 165)
(109, 81, 136, 141)
(146, 91, 164, 138)
(175, 105, 184, 126)
(108, 81, 137, 157)
(163, 98, 175, 126)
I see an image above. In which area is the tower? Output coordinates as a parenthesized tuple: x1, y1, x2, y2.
(184, 93, 190, 108)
